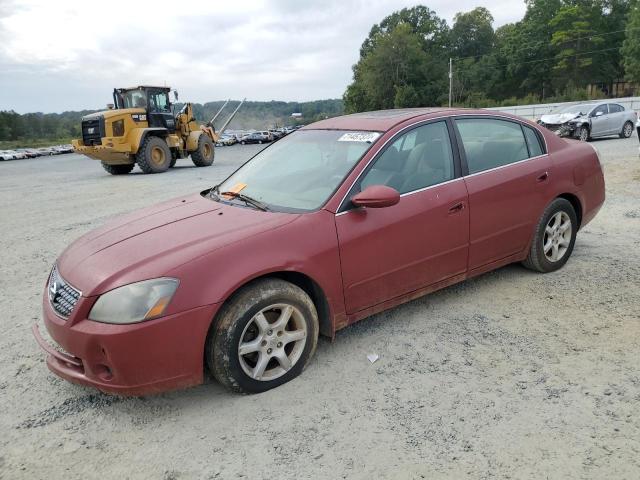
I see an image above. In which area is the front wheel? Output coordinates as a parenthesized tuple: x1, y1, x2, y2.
(207, 278, 319, 393)
(136, 136, 171, 173)
(191, 134, 215, 167)
(522, 198, 578, 273)
(102, 162, 134, 175)
(578, 126, 590, 142)
(620, 121, 634, 139)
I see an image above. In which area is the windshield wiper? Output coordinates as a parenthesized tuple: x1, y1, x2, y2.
(219, 191, 270, 212)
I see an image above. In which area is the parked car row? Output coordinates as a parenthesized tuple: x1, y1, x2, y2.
(214, 126, 306, 147)
(0, 144, 74, 161)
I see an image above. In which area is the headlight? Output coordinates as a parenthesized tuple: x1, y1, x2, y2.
(112, 119, 125, 137)
(88, 278, 179, 324)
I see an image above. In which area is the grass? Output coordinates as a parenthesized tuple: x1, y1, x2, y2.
(0, 138, 73, 149)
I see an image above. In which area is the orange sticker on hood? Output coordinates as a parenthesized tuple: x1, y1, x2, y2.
(222, 182, 247, 199)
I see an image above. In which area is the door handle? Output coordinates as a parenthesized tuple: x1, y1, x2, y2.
(448, 202, 465, 214)
(537, 172, 549, 182)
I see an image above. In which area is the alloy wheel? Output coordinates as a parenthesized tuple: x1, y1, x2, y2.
(543, 211, 572, 262)
(238, 303, 307, 381)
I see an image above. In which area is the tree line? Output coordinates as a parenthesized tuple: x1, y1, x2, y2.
(0, 100, 344, 147)
(345, 0, 640, 112)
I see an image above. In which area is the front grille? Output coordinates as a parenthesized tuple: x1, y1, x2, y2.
(81, 117, 104, 146)
(541, 123, 562, 131)
(48, 266, 81, 319)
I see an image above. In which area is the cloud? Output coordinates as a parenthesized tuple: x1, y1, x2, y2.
(0, 0, 526, 113)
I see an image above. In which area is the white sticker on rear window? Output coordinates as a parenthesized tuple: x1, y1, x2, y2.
(337, 132, 381, 143)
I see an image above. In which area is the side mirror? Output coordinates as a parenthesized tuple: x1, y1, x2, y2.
(594, 111, 604, 117)
(351, 185, 400, 209)
(173, 90, 179, 102)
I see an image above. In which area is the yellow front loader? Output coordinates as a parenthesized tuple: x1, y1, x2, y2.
(72, 86, 244, 174)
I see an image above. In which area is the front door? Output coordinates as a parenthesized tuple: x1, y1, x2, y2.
(147, 89, 176, 132)
(589, 104, 609, 136)
(336, 121, 469, 314)
(454, 117, 552, 271)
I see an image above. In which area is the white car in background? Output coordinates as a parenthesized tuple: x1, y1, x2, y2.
(0, 150, 24, 160)
(539, 102, 637, 141)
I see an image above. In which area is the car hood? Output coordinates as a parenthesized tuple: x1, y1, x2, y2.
(57, 193, 298, 296)
(539, 112, 582, 124)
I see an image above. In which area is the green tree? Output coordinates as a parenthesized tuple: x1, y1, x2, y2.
(344, 6, 449, 112)
(550, 4, 605, 87)
(451, 7, 495, 58)
(622, 2, 640, 82)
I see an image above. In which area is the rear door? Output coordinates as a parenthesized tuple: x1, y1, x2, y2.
(453, 117, 551, 272)
(336, 120, 469, 314)
(607, 104, 625, 135)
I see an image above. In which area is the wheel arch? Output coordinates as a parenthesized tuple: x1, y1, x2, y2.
(129, 127, 168, 154)
(557, 193, 583, 228)
(212, 270, 333, 338)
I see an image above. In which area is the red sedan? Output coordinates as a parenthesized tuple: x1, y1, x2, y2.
(34, 108, 605, 395)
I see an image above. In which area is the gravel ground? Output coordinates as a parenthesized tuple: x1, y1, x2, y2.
(0, 138, 639, 479)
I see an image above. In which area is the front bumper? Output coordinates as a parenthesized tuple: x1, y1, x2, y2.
(72, 139, 133, 164)
(34, 293, 220, 396)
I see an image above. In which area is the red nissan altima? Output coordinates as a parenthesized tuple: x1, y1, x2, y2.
(34, 108, 605, 395)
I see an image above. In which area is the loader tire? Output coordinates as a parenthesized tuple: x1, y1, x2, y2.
(136, 136, 171, 174)
(102, 162, 134, 175)
(191, 134, 215, 167)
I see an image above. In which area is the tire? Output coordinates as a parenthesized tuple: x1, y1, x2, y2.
(258, 140, 263, 144)
(207, 278, 319, 394)
(522, 198, 578, 273)
(578, 125, 590, 142)
(101, 162, 134, 175)
(136, 136, 171, 173)
(620, 121, 634, 139)
(241, 141, 246, 145)
(191, 134, 215, 167)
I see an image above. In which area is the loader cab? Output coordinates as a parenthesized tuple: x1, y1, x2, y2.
(113, 86, 176, 133)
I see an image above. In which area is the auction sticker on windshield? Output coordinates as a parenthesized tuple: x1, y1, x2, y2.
(337, 132, 381, 143)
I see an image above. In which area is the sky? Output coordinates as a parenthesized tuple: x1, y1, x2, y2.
(0, 0, 527, 114)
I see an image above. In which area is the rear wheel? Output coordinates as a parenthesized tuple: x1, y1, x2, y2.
(191, 134, 215, 167)
(620, 121, 634, 139)
(207, 278, 319, 393)
(136, 136, 171, 173)
(101, 162, 134, 175)
(522, 198, 577, 273)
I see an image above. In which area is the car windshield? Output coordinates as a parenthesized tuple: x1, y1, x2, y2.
(553, 104, 593, 116)
(215, 130, 378, 212)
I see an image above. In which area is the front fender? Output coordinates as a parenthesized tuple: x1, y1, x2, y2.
(167, 209, 346, 335)
(128, 128, 167, 154)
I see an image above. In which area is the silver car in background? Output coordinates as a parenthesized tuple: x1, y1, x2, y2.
(538, 102, 637, 142)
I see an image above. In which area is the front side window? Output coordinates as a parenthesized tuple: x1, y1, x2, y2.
(360, 121, 454, 194)
(591, 104, 608, 117)
(455, 118, 529, 174)
(216, 130, 376, 212)
(121, 89, 147, 109)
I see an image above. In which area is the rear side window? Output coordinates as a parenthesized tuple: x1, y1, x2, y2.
(455, 118, 529, 174)
(523, 126, 544, 157)
(609, 104, 624, 113)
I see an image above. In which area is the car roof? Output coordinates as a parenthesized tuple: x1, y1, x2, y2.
(303, 108, 470, 132)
